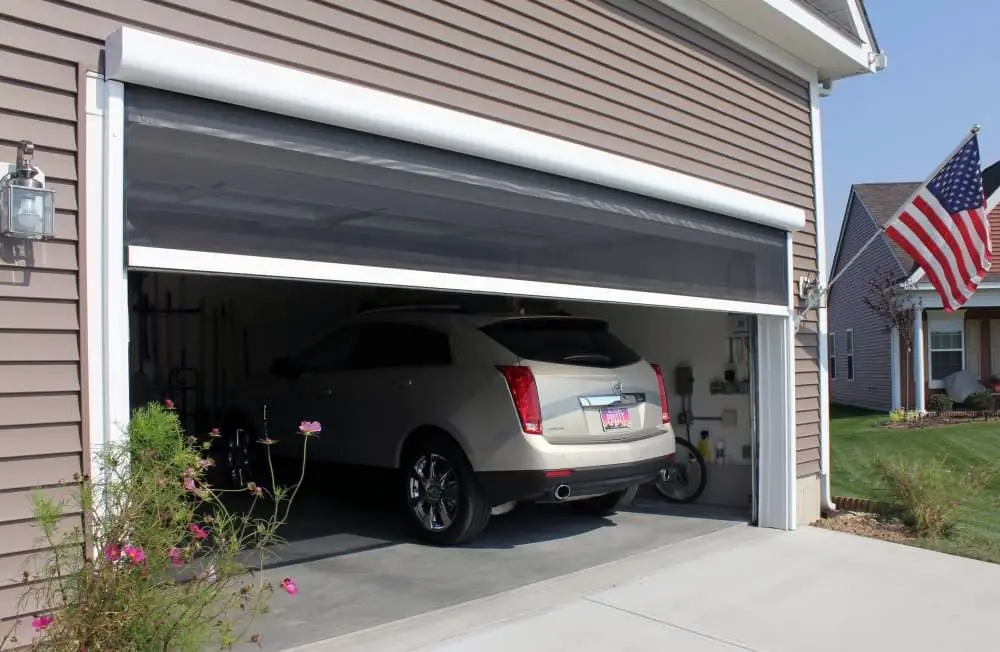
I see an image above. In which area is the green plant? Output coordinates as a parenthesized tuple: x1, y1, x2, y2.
(887, 408, 906, 424)
(927, 393, 955, 413)
(2, 401, 317, 651)
(871, 454, 997, 538)
(965, 389, 995, 415)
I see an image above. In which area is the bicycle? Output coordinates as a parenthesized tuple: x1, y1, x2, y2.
(654, 436, 708, 503)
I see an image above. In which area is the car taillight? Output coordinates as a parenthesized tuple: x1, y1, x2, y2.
(650, 363, 671, 425)
(498, 365, 543, 435)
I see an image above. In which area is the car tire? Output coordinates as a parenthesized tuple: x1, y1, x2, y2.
(401, 434, 491, 546)
(572, 484, 639, 517)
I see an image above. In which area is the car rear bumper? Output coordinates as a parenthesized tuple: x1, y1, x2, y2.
(476, 454, 674, 505)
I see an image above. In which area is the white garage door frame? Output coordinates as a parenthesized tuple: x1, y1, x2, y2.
(82, 28, 800, 531)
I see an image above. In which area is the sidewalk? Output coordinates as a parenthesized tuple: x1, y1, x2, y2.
(285, 525, 1000, 652)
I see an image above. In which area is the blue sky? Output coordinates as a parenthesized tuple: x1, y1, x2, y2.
(821, 0, 997, 264)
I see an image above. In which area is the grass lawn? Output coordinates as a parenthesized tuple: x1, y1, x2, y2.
(830, 404, 1000, 563)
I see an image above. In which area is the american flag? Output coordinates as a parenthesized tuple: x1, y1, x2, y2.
(884, 134, 992, 312)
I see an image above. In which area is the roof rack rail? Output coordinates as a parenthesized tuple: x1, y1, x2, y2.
(356, 303, 469, 315)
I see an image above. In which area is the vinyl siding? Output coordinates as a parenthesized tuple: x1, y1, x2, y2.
(0, 0, 818, 619)
(0, 47, 84, 620)
(828, 192, 906, 412)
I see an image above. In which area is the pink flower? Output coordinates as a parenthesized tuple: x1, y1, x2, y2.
(198, 457, 214, 470)
(31, 614, 54, 631)
(183, 477, 196, 492)
(280, 577, 298, 596)
(103, 543, 121, 563)
(209, 427, 222, 439)
(188, 523, 208, 540)
(122, 545, 145, 565)
(168, 546, 183, 568)
(246, 482, 263, 497)
(163, 399, 175, 410)
(298, 420, 322, 435)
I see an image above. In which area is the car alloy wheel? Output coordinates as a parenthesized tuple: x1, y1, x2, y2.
(407, 452, 461, 532)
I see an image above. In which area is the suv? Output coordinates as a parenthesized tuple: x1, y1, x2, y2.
(224, 308, 676, 544)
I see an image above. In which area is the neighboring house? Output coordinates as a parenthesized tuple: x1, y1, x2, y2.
(0, 0, 882, 622)
(829, 161, 1000, 412)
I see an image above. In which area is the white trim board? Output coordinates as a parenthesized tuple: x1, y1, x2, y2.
(103, 26, 806, 233)
(127, 246, 790, 317)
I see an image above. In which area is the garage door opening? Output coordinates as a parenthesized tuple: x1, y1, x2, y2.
(127, 271, 758, 546)
(81, 65, 797, 647)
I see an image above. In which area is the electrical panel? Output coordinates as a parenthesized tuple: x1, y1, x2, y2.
(674, 365, 694, 396)
(728, 313, 750, 337)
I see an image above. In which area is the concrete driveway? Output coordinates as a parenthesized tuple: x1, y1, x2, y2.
(284, 524, 1000, 652)
(246, 482, 745, 651)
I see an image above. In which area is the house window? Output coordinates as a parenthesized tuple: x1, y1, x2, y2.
(828, 333, 836, 380)
(927, 313, 965, 387)
(846, 329, 855, 381)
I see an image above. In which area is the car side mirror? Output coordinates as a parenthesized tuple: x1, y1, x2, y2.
(270, 356, 301, 379)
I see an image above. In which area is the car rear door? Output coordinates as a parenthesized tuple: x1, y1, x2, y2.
(481, 317, 663, 445)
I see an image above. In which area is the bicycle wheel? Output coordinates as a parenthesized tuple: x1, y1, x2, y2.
(654, 437, 707, 504)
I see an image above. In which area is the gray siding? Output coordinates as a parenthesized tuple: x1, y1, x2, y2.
(828, 192, 905, 411)
(0, 0, 820, 618)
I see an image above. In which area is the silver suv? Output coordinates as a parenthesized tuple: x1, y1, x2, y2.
(225, 307, 676, 544)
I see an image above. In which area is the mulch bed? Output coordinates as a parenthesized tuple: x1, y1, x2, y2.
(882, 413, 997, 429)
(812, 495, 917, 542)
(812, 510, 916, 543)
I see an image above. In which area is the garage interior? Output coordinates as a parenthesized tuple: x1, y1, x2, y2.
(127, 271, 758, 512)
(119, 85, 782, 645)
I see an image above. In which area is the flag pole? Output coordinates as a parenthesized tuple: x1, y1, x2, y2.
(822, 125, 982, 296)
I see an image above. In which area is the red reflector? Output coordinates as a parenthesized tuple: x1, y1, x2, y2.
(498, 365, 543, 435)
(650, 363, 671, 425)
(544, 469, 573, 478)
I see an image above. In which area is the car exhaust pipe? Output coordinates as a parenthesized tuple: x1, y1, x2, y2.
(658, 468, 669, 482)
(553, 484, 572, 501)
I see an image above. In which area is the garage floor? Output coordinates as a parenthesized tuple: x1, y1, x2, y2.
(243, 469, 745, 651)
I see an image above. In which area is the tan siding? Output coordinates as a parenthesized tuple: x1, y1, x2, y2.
(0, 300, 79, 331)
(1, 33, 90, 626)
(0, 424, 83, 458)
(1, 12, 87, 628)
(0, 364, 81, 394)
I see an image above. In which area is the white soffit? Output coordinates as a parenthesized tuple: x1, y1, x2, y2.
(104, 27, 806, 232)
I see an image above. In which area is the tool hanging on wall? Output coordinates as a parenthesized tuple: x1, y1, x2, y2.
(160, 280, 204, 434)
(212, 305, 221, 422)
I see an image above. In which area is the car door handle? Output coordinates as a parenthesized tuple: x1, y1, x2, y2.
(393, 380, 412, 390)
(319, 388, 334, 396)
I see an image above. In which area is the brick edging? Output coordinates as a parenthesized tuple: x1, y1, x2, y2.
(832, 496, 889, 514)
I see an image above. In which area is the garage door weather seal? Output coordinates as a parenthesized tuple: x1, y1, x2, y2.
(127, 246, 789, 317)
(103, 27, 806, 232)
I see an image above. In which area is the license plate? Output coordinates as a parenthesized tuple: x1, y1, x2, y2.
(600, 407, 631, 431)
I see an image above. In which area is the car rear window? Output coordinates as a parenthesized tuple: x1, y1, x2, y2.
(481, 318, 641, 368)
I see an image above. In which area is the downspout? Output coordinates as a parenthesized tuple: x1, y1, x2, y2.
(810, 80, 837, 513)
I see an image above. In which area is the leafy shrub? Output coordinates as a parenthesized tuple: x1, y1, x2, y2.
(927, 393, 954, 413)
(887, 408, 906, 423)
(872, 455, 997, 538)
(1, 401, 317, 651)
(965, 389, 995, 414)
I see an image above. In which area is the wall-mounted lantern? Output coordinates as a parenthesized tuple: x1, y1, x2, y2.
(1, 141, 56, 240)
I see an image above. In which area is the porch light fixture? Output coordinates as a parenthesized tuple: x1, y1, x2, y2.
(1, 141, 56, 240)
